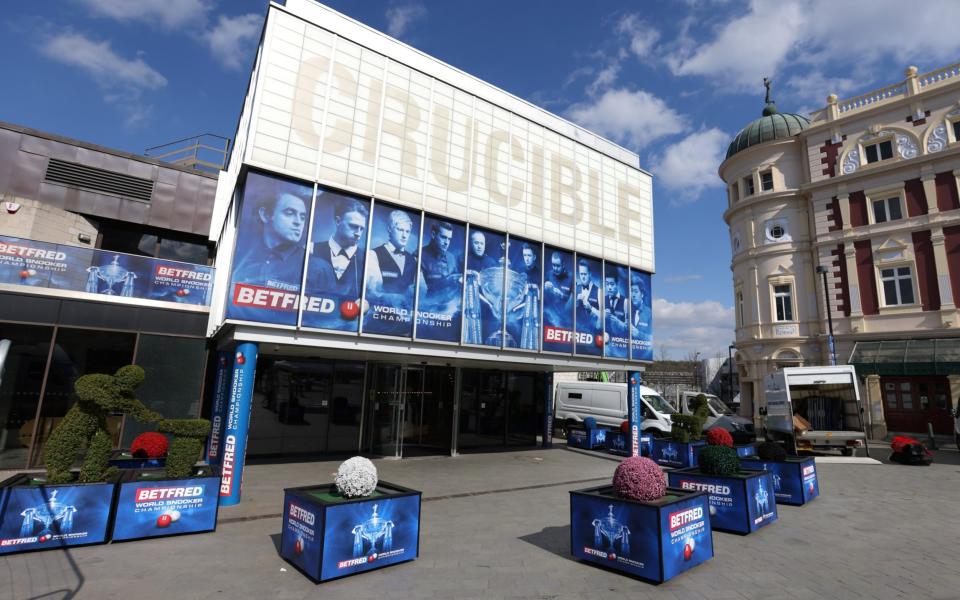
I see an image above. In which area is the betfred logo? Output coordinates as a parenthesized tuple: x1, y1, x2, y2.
(803, 465, 815, 476)
(154, 265, 211, 281)
(679, 481, 731, 495)
(135, 486, 203, 502)
(669, 506, 704, 531)
(288, 503, 315, 526)
(1, 536, 39, 547)
(543, 326, 573, 343)
(233, 283, 299, 311)
(583, 547, 606, 558)
(338, 556, 368, 569)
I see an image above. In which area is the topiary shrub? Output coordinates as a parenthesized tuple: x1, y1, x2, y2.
(705, 428, 734, 448)
(612, 456, 665, 502)
(335, 456, 378, 498)
(157, 418, 211, 479)
(131, 432, 169, 458)
(690, 394, 711, 419)
(756, 441, 787, 462)
(670, 414, 704, 442)
(699, 445, 740, 477)
(619, 420, 630, 434)
(583, 417, 597, 429)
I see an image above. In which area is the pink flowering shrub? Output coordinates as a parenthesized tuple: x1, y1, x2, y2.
(612, 456, 665, 502)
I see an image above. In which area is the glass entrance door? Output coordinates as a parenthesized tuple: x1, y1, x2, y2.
(365, 364, 455, 457)
(367, 364, 403, 456)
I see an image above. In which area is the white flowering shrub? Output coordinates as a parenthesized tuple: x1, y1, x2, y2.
(335, 456, 378, 498)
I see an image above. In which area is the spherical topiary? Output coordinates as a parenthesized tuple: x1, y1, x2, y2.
(705, 428, 734, 448)
(699, 445, 740, 477)
(620, 420, 630, 434)
(756, 441, 787, 462)
(612, 456, 666, 502)
(335, 456, 378, 498)
(583, 417, 597, 429)
(131, 432, 169, 458)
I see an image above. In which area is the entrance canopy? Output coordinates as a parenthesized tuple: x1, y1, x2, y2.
(848, 339, 960, 376)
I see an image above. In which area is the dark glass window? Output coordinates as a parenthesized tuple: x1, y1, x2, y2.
(954, 121, 960, 143)
(97, 219, 212, 265)
(0, 324, 53, 470)
(865, 140, 894, 164)
(873, 199, 887, 223)
(760, 171, 774, 191)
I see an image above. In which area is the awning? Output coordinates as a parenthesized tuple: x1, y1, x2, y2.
(848, 338, 960, 376)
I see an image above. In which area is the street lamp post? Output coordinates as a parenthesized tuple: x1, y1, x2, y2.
(815, 265, 837, 366)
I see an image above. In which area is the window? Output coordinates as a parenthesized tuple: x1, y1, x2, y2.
(953, 120, 960, 143)
(567, 392, 582, 399)
(773, 284, 793, 321)
(770, 224, 785, 239)
(900, 382, 913, 409)
(880, 266, 915, 306)
(760, 170, 774, 192)
(885, 382, 897, 408)
(737, 290, 745, 327)
(864, 139, 894, 164)
(872, 197, 903, 223)
(742, 176, 754, 196)
(97, 219, 213, 265)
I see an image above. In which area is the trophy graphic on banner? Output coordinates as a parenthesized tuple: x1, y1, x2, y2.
(19, 490, 77, 538)
(351, 504, 395, 558)
(463, 265, 528, 346)
(592, 504, 631, 554)
(756, 484, 770, 513)
(517, 280, 541, 351)
(85, 255, 136, 296)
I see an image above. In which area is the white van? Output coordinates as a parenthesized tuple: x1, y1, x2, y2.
(554, 381, 676, 437)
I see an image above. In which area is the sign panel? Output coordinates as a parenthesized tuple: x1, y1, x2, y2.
(0, 482, 114, 554)
(629, 269, 653, 361)
(462, 226, 505, 347)
(228, 172, 312, 325)
(542, 246, 574, 353)
(112, 474, 220, 541)
(574, 255, 603, 356)
(0, 236, 213, 306)
(604, 263, 629, 359)
(362, 203, 422, 337)
(415, 217, 465, 342)
(504, 237, 541, 351)
(302, 190, 371, 331)
(219, 343, 258, 506)
(281, 496, 323, 579)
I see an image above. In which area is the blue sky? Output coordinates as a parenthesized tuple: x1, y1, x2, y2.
(3, 0, 960, 359)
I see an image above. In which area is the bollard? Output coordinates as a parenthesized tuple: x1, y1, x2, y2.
(927, 422, 938, 450)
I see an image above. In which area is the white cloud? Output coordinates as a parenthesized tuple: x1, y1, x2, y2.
(566, 88, 687, 150)
(664, 274, 704, 284)
(385, 2, 427, 38)
(586, 63, 620, 96)
(616, 14, 660, 59)
(76, 0, 213, 30)
(41, 32, 167, 126)
(783, 70, 860, 107)
(205, 14, 261, 71)
(653, 298, 734, 359)
(651, 128, 728, 202)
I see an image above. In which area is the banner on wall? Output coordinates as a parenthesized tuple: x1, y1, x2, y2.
(0, 236, 213, 306)
(415, 217, 465, 342)
(301, 190, 371, 331)
(629, 269, 653, 361)
(604, 263, 629, 359)
(462, 226, 505, 347)
(504, 237, 541, 351)
(541, 246, 574, 353)
(575, 255, 603, 356)
(227, 171, 312, 325)
(361, 203, 422, 337)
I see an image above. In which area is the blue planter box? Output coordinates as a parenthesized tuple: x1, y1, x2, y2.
(651, 439, 706, 469)
(568, 428, 608, 450)
(734, 444, 757, 458)
(666, 468, 778, 534)
(740, 457, 820, 506)
(280, 481, 421, 582)
(111, 466, 221, 542)
(606, 433, 653, 456)
(108, 450, 165, 470)
(0, 472, 117, 555)
(570, 485, 713, 583)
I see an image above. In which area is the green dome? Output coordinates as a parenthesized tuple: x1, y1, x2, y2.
(725, 102, 810, 160)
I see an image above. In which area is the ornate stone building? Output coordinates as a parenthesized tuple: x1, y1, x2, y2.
(721, 65, 960, 438)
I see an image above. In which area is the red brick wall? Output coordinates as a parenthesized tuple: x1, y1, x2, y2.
(836, 244, 850, 316)
(820, 139, 843, 178)
(904, 178, 927, 217)
(849, 191, 868, 227)
(944, 225, 960, 306)
(936, 172, 959, 212)
(911, 230, 939, 311)
(855, 240, 878, 314)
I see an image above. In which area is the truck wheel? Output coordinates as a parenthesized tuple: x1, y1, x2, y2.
(562, 419, 578, 438)
(841, 448, 854, 457)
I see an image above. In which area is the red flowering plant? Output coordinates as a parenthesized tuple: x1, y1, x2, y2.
(131, 432, 169, 458)
(705, 428, 734, 448)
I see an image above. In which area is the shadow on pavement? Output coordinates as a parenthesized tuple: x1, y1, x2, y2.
(269, 532, 282, 553)
(517, 525, 572, 562)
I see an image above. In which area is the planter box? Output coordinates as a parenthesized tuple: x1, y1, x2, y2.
(108, 449, 165, 470)
(568, 427, 608, 450)
(570, 485, 713, 583)
(606, 433, 653, 457)
(111, 466, 221, 542)
(740, 457, 819, 506)
(734, 444, 757, 458)
(667, 468, 778, 535)
(280, 481, 421, 582)
(651, 439, 706, 469)
(0, 472, 117, 554)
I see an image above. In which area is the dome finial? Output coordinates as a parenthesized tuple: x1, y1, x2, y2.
(762, 76, 778, 116)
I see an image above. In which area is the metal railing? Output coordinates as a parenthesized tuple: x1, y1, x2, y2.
(145, 134, 230, 174)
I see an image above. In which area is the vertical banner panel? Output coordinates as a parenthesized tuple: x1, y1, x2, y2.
(542, 246, 574, 353)
(604, 263, 629, 359)
(542, 372, 554, 448)
(504, 237, 542, 350)
(206, 351, 233, 464)
(220, 342, 258, 506)
(362, 203, 423, 337)
(628, 371, 642, 457)
(301, 189, 371, 331)
(630, 269, 653, 361)
(575, 255, 603, 356)
(227, 172, 312, 325)
(462, 226, 506, 346)
(416, 217, 466, 342)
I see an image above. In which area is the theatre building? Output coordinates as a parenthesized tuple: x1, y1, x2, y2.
(206, 0, 653, 492)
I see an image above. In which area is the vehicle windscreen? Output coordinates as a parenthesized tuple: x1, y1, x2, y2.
(707, 397, 733, 415)
(643, 394, 677, 414)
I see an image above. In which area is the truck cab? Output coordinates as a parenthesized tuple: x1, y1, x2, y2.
(675, 391, 755, 444)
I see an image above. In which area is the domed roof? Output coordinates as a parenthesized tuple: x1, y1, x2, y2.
(725, 80, 810, 160)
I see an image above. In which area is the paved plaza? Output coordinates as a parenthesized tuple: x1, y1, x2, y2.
(2, 443, 960, 600)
